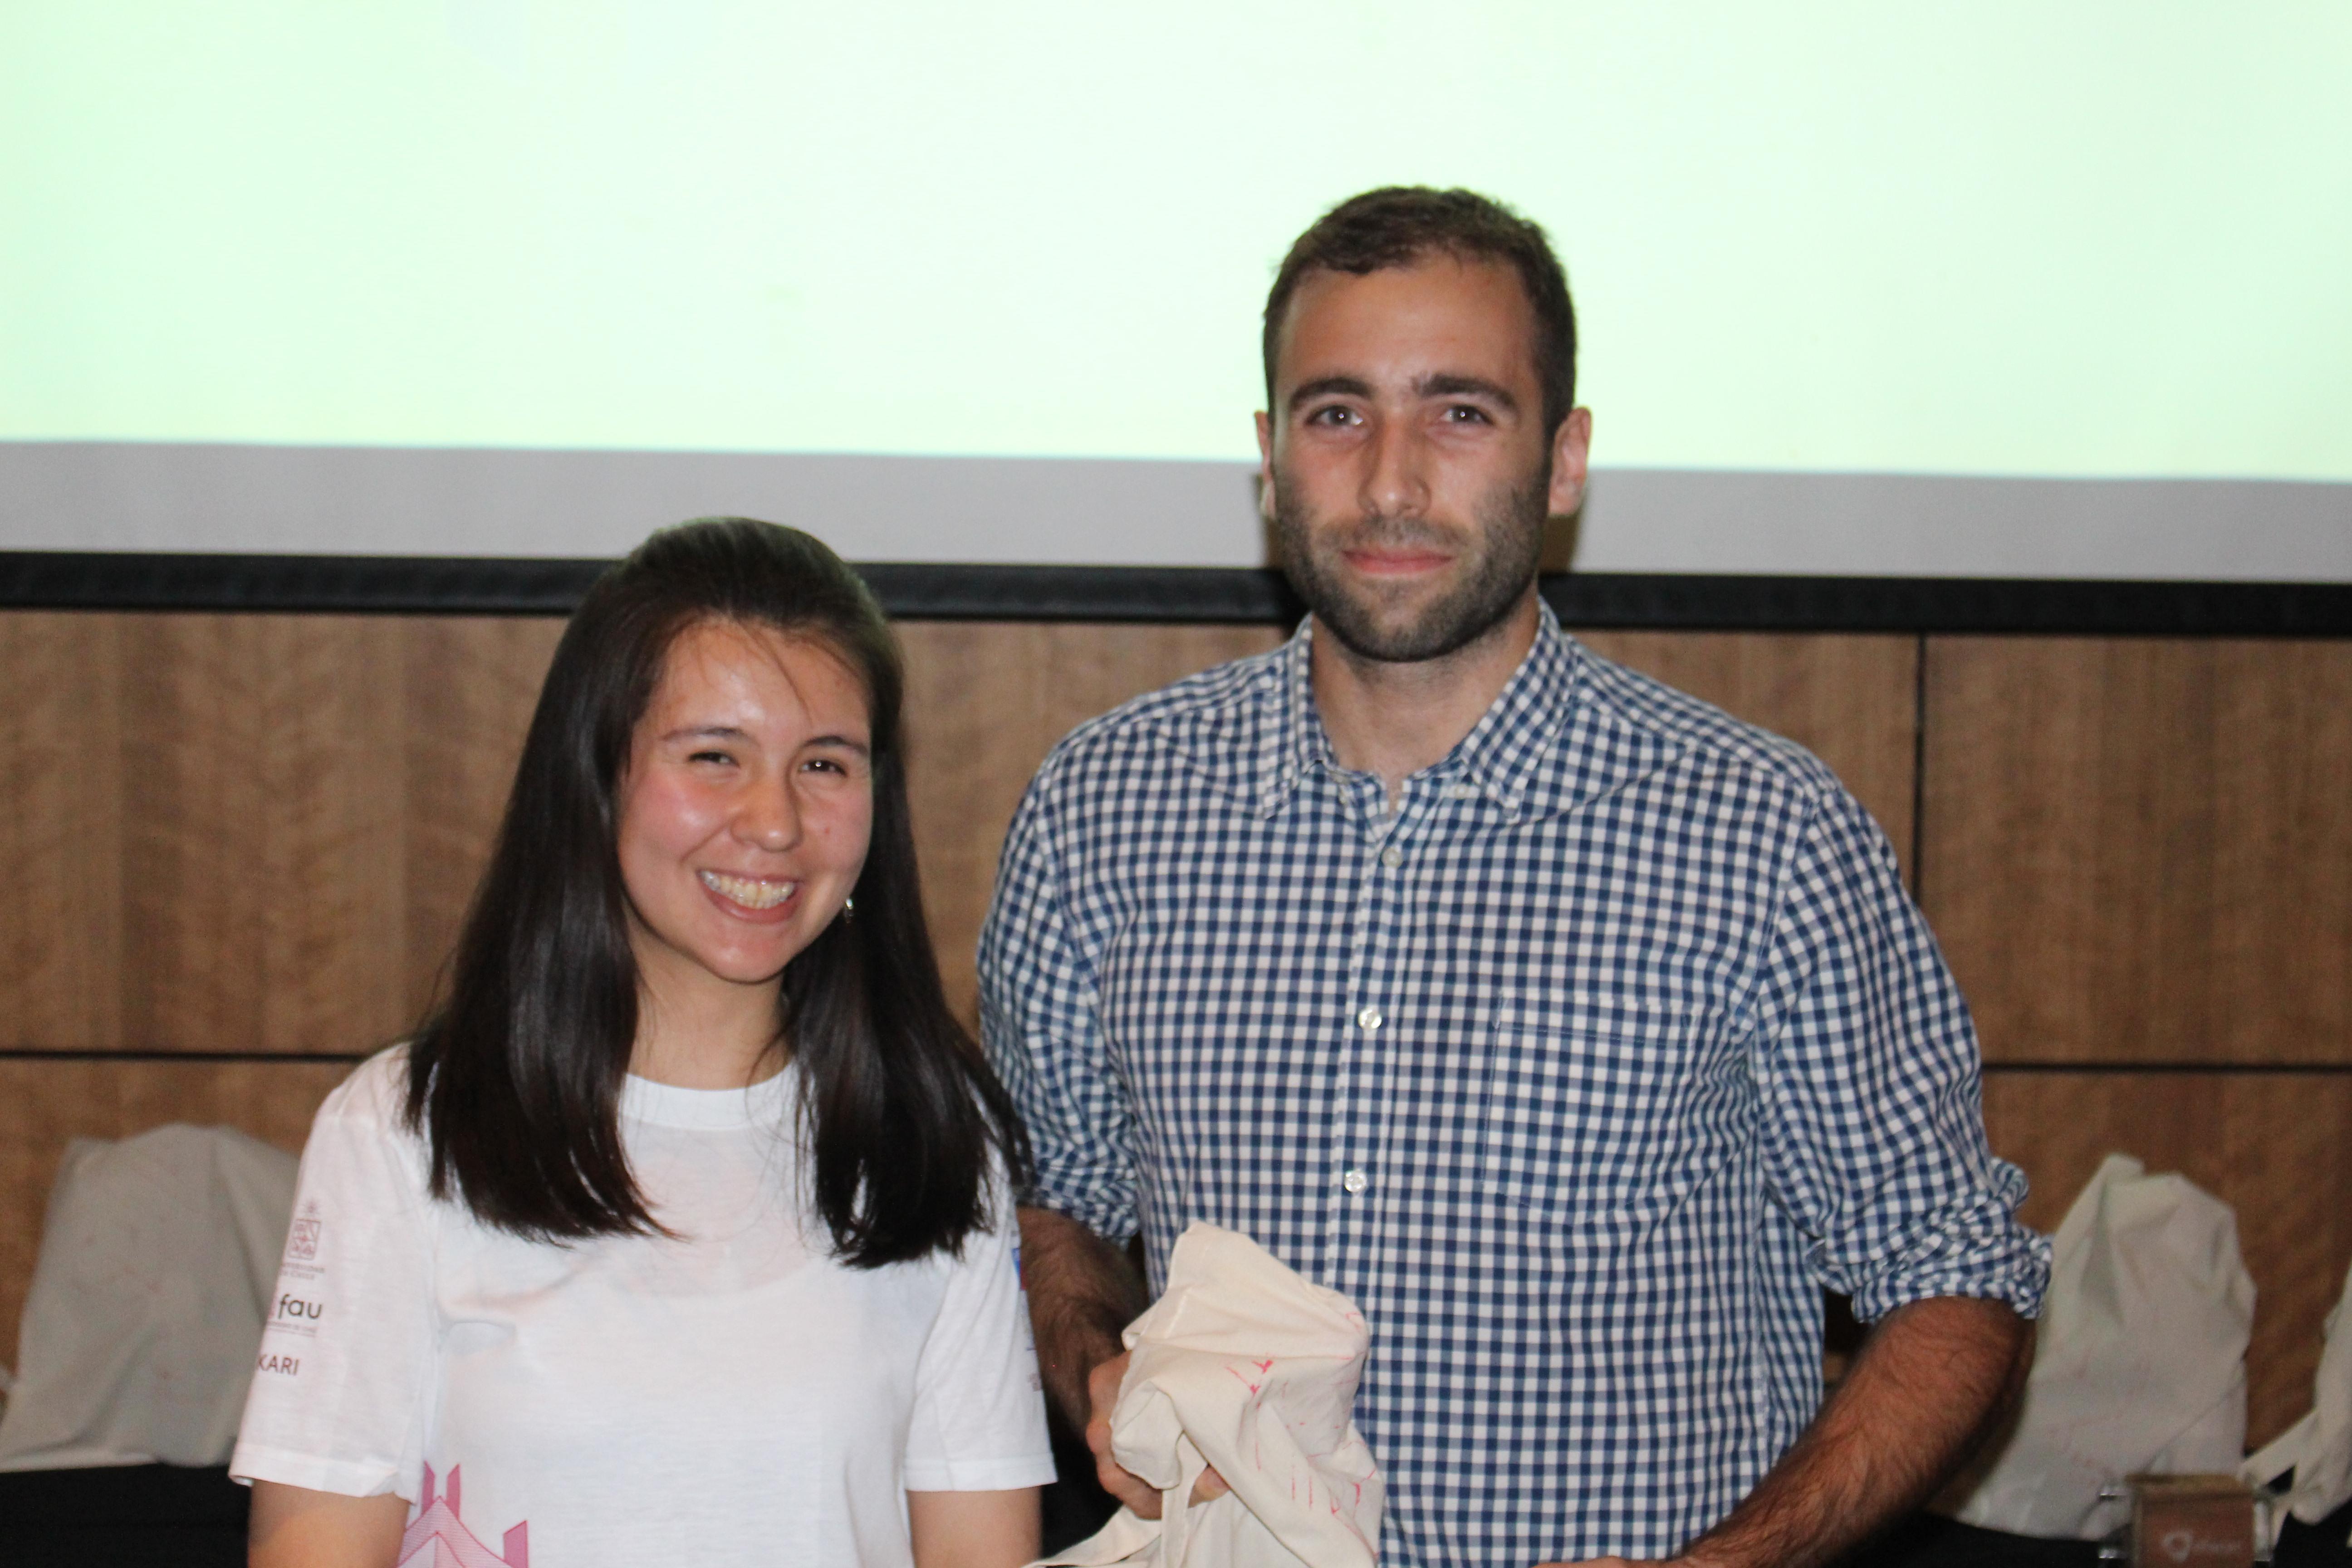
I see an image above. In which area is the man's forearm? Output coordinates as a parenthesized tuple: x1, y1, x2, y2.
(1674, 1296, 2033, 1568)
(1017, 1205, 1147, 1429)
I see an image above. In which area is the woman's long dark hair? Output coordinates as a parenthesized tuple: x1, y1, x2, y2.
(402, 518, 1024, 1265)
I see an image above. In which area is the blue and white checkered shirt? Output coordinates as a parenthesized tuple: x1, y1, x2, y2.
(979, 606, 2049, 1566)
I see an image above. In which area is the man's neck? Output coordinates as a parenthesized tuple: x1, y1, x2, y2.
(1311, 589, 1541, 803)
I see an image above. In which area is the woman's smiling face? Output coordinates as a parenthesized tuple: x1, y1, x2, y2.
(615, 617, 873, 1008)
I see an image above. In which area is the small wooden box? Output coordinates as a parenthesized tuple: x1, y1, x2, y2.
(2122, 1474, 2259, 1568)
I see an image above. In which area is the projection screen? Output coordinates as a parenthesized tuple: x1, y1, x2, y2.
(4, 2, 2348, 578)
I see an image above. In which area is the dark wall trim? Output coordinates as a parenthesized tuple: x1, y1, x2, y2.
(0, 1049, 374, 1063)
(0, 550, 612, 617)
(1540, 572, 2352, 637)
(3, 551, 2348, 635)
(6, 1052, 2341, 1070)
(1981, 1060, 2352, 1074)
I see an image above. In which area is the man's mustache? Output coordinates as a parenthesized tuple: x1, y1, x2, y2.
(1316, 514, 1465, 554)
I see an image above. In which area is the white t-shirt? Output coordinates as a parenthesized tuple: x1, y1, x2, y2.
(232, 1050, 1053, 1567)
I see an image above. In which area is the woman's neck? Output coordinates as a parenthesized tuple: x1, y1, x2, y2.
(628, 953, 788, 1089)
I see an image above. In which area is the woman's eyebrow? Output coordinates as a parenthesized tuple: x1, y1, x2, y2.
(660, 725, 871, 755)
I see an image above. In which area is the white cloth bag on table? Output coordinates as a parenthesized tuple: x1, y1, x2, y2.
(2241, 1258, 2352, 1545)
(0, 1124, 297, 1470)
(1936, 1152, 2253, 1539)
(1034, 1222, 1383, 1568)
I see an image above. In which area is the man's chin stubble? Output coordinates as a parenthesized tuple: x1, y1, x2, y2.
(1275, 490, 1547, 664)
(1312, 576, 1514, 665)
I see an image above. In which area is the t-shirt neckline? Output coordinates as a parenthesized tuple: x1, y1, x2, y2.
(621, 1063, 796, 1131)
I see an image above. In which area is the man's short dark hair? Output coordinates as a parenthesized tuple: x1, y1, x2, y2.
(1262, 186, 1578, 436)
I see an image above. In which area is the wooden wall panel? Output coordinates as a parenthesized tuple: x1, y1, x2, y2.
(1924, 638, 2352, 1064)
(0, 615, 565, 1055)
(117, 616, 277, 1051)
(400, 619, 566, 1021)
(250, 618, 410, 1053)
(1983, 1069, 2352, 1446)
(899, 622, 1287, 1024)
(0, 614, 125, 1051)
(1576, 631, 1920, 877)
(0, 1058, 356, 1368)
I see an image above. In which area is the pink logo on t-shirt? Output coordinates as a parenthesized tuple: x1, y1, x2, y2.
(397, 1463, 529, 1568)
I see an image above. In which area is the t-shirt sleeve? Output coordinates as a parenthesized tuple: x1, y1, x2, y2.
(901, 1175, 1056, 1492)
(977, 766, 1141, 1243)
(230, 1054, 438, 1499)
(1748, 786, 2053, 1324)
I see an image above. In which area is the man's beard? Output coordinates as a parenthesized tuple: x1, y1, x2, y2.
(1271, 460, 1550, 664)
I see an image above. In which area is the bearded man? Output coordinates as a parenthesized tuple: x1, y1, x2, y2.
(978, 187, 2048, 1568)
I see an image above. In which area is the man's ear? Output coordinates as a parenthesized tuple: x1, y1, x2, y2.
(1255, 409, 1278, 524)
(1547, 406, 1592, 517)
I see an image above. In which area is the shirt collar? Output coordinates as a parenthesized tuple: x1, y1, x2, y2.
(1254, 600, 1587, 821)
(1253, 621, 1319, 816)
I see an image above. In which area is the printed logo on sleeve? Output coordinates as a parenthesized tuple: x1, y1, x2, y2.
(257, 1352, 300, 1376)
(277, 1199, 327, 1290)
(267, 1292, 325, 1340)
(286, 1203, 323, 1261)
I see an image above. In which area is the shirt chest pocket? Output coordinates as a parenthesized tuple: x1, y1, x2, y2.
(1478, 1018, 1723, 1232)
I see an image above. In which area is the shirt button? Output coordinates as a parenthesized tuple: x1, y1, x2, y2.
(1379, 846, 1403, 869)
(1445, 782, 1477, 800)
(1341, 1168, 1370, 1195)
(1355, 1006, 1383, 1030)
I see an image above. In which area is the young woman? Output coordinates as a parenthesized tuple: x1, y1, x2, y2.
(233, 519, 1050, 1568)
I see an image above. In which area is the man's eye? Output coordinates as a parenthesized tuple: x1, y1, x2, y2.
(688, 749, 735, 765)
(1306, 405, 1358, 426)
(1444, 404, 1491, 424)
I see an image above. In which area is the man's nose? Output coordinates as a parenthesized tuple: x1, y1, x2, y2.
(1361, 416, 1430, 519)
(733, 773, 802, 851)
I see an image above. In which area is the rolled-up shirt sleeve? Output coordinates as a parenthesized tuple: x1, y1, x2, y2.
(978, 764, 1141, 1244)
(1747, 785, 2052, 1324)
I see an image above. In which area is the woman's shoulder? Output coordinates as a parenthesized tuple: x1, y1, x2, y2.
(310, 1044, 418, 1135)
(283, 1046, 441, 1216)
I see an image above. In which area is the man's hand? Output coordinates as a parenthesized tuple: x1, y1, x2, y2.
(1082, 1349, 1230, 1519)
(1083, 1349, 1161, 1515)
(1018, 1206, 1234, 1519)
